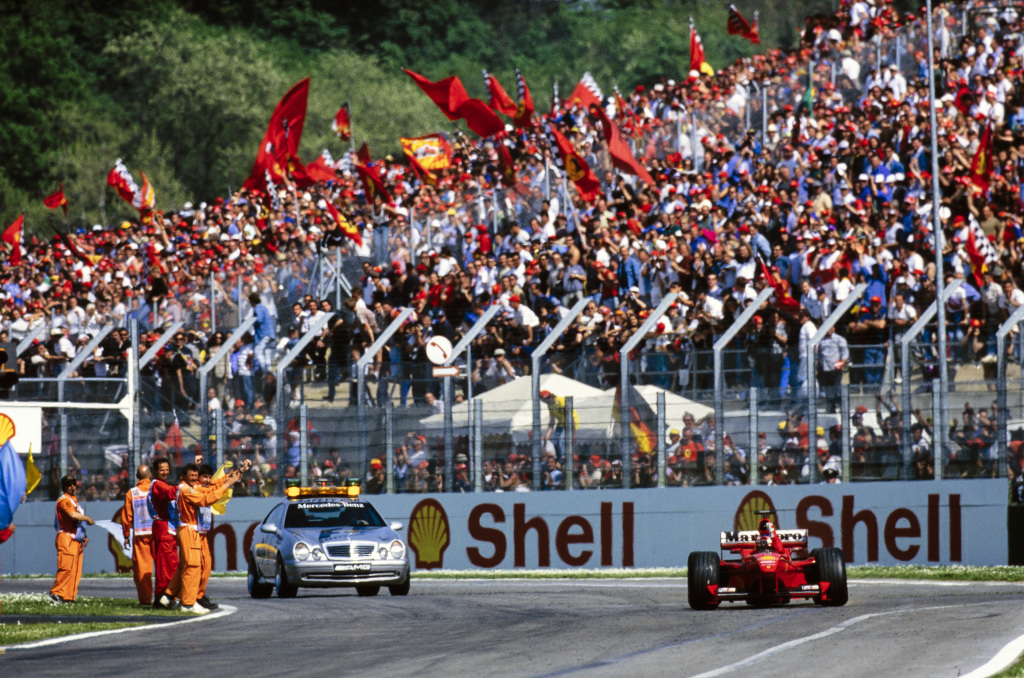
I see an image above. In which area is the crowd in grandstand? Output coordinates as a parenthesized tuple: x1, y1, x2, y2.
(10, 0, 1024, 498)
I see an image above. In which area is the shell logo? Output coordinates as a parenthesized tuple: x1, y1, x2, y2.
(408, 498, 450, 570)
(734, 490, 778, 532)
(0, 413, 15, 447)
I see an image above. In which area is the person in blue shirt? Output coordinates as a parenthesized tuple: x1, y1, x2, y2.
(249, 292, 276, 374)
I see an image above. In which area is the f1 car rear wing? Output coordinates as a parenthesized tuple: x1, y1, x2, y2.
(720, 529, 809, 556)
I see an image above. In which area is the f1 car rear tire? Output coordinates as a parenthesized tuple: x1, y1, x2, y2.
(275, 558, 299, 598)
(248, 556, 273, 599)
(356, 585, 380, 597)
(687, 551, 720, 610)
(813, 547, 848, 606)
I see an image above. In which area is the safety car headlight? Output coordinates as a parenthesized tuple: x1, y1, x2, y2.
(293, 542, 311, 561)
(389, 540, 406, 560)
(378, 546, 389, 559)
(311, 547, 324, 560)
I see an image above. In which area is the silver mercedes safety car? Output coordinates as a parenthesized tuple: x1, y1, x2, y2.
(247, 484, 410, 598)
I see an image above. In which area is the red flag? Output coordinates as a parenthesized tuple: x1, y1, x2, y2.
(400, 134, 452, 185)
(969, 120, 993, 193)
(332, 102, 352, 141)
(690, 26, 713, 76)
(965, 224, 989, 289)
(953, 85, 975, 116)
(403, 69, 470, 121)
(496, 138, 519, 189)
(107, 159, 140, 206)
(758, 256, 800, 310)
(304, 153, 338, 183)
(2, 215, 23, 267)
(546, 124, 601, 203)
(324, 200, 362, 247)
(134, 172, 155, 211)
(457, 98, 505, 138)
(164, 417, 184, 467)
(356, 142, 372, 166)
(288, 155, 316, 188)
(243, 77, 311, 191)
(483, 70, 517, 117)
(43, 184, 68, 215)
(513, 68, 535, 128)
(356, 164, 393, 205)
(727, 5, 760, 44)
(568, 72, 603, 110)
(592, 105, 654, 186)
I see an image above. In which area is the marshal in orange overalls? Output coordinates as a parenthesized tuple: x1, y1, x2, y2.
(50, 493, 87, 602)
(122, 478, 154, 604)
(169, 478, 229, 607)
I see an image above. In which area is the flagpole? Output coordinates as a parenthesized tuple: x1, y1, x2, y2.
(925, 0, 950, 474)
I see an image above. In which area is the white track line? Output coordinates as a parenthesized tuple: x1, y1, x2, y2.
(960, 629, 1024, 678)
(689, 604, 963, 678)
(1, 604, 237, 651)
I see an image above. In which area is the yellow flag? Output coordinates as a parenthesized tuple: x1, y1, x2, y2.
(210, 463, 233, 516)
(25, 444, 41, 495)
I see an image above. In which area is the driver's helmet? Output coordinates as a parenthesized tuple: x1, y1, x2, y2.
(758, 518, 775, 538)
(756, 535, 772, 552)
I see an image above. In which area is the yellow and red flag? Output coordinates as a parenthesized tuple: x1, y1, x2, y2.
(324, 199, 362, 247)
(970, 120, 993, 194)
(613, 384, 658, 456)
(690, 26, 714, 76)
(727, 5, 760, 44)
(43, 183, 68, 215)
(356, 163, 393, 205)
(332, 102, 352, 141)
(546, 124, 600, 203)
(356, 142, 372, 166)
(107, 159, 140, 206)
(496, 138, 519, 189)
(2, 215, 23, 267)
(513, 68, 535, 129)
(400, 134, 452, 184)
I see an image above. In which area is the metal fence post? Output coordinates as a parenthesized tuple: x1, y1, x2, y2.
(473, 398, 483, 493)
(656, 391, 666, 489)
(443, 375, 453, 493)
(840, 384, 851, 483)
(198, 317, 256, 457)
(129, 317, 141, 471)
(215, 407, 225, 470)
(60, 409, 69, 478)
(748, 387, 758, 485)
(210, 271, 217, 336)
(564, 396, 575, 491)
(299, 403, 309, 487)
(996, 304, 1024, 478)
(931, 378, 943, 480)
(761, 81, 768, 143)
(385, 401, 395, 494)
(619, 294, 678, 488)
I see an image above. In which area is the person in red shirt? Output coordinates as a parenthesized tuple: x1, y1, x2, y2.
(50, 476, 95, 603)
(147, 458, 180, 609)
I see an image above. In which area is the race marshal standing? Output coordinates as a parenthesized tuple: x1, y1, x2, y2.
(164, 462, 241, 614)
(49, 476, 94, 603)
(147, 458, 180, 609)
(121, 464, 154, 605)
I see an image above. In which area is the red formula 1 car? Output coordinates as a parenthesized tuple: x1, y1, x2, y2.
(687, 513, 848, 610)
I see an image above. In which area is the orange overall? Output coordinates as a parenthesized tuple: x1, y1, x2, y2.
(168, 479, 228, 607)
(50, 494, 85, 602)
(122, 479, 154, 604)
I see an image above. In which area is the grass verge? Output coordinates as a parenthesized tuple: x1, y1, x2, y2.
(0, 621, 143, 645)
(1, 594, 189, 617)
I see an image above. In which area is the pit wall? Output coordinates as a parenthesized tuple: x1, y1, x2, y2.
(0, 479, 1006, 575)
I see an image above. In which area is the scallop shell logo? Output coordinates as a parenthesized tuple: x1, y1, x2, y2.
(408, 498, 450, 570)
(734, 490, 778, 532)
(0, 413, 15, 447)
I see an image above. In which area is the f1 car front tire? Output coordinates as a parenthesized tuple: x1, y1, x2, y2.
(813, 547, 848, 606)
(687, 551, 720, 610)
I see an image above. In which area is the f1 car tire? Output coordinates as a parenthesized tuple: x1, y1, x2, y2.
(248, 556, 273, 599)
(687, 551, 720, 610)
(813, 547, 848, 606)
(275, 558, 299, 598)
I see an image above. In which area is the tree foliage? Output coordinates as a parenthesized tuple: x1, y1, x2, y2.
(0, 0, 830, 229)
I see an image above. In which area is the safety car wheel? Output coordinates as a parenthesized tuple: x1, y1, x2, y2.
(275, 558, 298, 598)
(389, 578, 411, 596)
(813, 547, 848, 606)
(687, 551, 720, 610)
(248, 556, 273, 598)
(356, 585, 380, 597)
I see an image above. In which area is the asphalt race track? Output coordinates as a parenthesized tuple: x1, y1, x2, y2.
(3, 576, 1023, 677)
